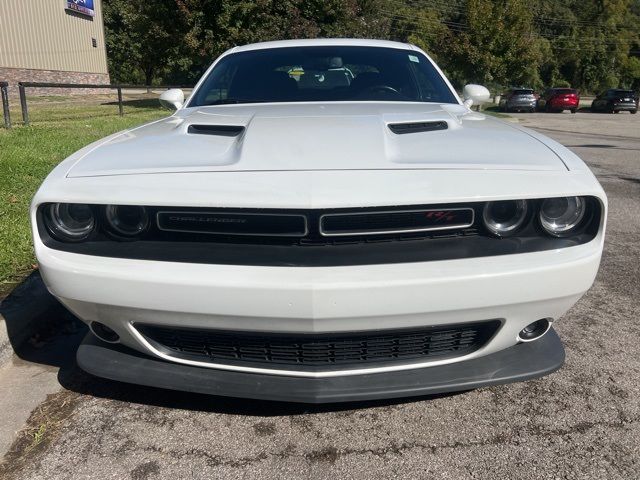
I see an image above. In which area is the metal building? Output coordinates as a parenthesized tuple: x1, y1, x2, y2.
(0, 0, 110, 95)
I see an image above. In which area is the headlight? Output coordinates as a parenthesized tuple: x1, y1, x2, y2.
(105, 205, 149, 236)
(482, 200, 528, 237)
(45, 203, 95, 241)
(539, 196, 586, 236)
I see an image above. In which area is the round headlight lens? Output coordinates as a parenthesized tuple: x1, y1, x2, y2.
(482, 200, 528, 237)
(105, 205, 149, 236)
(45, 203, 95, 241)
(539, 197, 586, 236)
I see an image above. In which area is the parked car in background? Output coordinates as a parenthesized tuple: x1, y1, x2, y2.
(499, 88, 537, 112)
(537, 88, 580, 113)
(591, 89, 638, 114)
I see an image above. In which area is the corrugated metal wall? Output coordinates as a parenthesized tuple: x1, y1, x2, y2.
(0, 0, 108, 74)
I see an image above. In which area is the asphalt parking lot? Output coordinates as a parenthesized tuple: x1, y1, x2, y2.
(0, 110, 639, 480)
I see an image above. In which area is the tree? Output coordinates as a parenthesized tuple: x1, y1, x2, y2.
(103, 0, 188, 85)
(176, 0, 389, 79)
(102, 0, 640, 93)
(446, 0, 543, 89)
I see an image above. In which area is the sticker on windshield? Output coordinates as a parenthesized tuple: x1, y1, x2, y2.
(408, 55, 420, 63)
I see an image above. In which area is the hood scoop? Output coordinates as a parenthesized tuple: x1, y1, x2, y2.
(388, 121, 448, 135)
(187, 124, 245, 137)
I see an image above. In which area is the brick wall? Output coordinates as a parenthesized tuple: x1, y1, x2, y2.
(0, 67, 111, 97)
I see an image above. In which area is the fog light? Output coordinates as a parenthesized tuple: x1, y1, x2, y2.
(482, 200, 528, 237)
(105, 205, 149, 236)
(539, 196, 586, 236)
(90, 322, 120, 343)
(45, 203, 95, 242)
(518, 319, 551, 342)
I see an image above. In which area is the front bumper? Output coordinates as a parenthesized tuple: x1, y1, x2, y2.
(37, 238, 602, 378)
(77, 328, 565, 403)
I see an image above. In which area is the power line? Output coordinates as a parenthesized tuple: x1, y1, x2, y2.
(385, 0, 630, 29)
(380, 6, 638, 47)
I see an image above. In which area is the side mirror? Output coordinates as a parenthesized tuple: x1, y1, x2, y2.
(159, 89, 185, 110)
(462, 84, 491, 108)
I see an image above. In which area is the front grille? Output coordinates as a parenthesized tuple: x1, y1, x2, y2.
(136, 321, 500, 371)
(157, 211, 307, 237)
(320, 208, 474, 236)
(155, 204, 476, 240)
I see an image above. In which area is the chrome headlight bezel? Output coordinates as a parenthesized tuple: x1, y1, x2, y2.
(538, 196, 587, 237)
(104, 205, 150, 237)
(44, 203, 96, 242)
(482, 199, 529, 237)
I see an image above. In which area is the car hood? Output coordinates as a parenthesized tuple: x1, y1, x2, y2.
(66, 103, 566, 178)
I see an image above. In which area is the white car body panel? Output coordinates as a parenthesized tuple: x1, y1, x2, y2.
(64, 104, 566, 178)
(35, 168, 602, 210)
(30, 38, 606, 388)
(35, 238, 602, 378)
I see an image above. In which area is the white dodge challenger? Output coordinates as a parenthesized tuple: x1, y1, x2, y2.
(31, 39, 606, 403)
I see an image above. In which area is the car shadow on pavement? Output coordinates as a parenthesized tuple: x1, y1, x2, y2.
(0, 271, 84, 367)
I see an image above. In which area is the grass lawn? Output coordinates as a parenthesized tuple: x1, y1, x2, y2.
(0, 96, 168, 295)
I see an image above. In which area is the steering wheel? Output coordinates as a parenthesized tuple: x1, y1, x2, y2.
(357, 84, 406, 99)
(365, 85, 400, 95)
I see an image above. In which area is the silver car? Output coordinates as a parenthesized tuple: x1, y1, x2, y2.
(500, 88, 537, 113)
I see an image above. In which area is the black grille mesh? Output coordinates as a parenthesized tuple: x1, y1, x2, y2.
(136, 321, 500, 370)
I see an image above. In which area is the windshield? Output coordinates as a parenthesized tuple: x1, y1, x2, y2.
(611, 90, 635, 96)
(189, 46, 458, 106)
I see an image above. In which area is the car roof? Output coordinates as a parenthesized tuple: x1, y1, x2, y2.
(231, 38, 416, 53)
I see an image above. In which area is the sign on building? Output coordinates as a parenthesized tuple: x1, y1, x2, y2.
(65, 0, 95, 17)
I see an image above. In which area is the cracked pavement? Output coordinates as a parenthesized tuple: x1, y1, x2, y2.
(1, 110, 639, 479)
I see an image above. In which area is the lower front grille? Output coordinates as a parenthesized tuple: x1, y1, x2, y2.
(136, 321, 501, 372)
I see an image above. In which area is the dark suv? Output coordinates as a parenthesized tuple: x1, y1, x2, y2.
(538, 88, 580, 113)
(591, 89, 638, 114)
(499, 88, 537, 113)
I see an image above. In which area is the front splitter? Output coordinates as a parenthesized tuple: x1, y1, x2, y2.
(77, 329, 565, 404)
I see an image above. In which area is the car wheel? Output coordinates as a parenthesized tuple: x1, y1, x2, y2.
(570, 108, 577, 114)
(614, 110, 619, 114)
(631, 110, 637, 115)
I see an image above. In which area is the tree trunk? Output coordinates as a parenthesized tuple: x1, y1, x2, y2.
(144, 66, 154, 92)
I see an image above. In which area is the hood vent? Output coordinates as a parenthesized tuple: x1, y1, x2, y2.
(388, 121, 448, 135)
(187, 124, 245, 137)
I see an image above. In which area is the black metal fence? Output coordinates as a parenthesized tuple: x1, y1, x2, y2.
(1, 82, 10, 129)
(13, 82, 192, 126)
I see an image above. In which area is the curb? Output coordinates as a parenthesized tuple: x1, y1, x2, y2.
(0, 271, 60, 367)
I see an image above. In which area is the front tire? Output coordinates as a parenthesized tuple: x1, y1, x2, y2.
(631, 110, 637, 115)
(570, 108, 577, 114)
